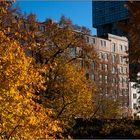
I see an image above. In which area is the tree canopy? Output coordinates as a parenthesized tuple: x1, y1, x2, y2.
(0, 1, 62, 139)
(120, 1, 140, 80)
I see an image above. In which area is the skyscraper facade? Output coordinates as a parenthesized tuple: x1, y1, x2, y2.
(92, 1, 128, 36)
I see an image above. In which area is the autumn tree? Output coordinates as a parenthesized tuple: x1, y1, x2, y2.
(92, 95, 120, 119)
(59, 15, 72, 28)
(81, 26, 91, 34)
(1, 0, 98, 131)
(92, 83, 120, 119)
(45, 61, 94, 119)
(0, 1, 95, 132)
(29, 18, 98, 127)
(0, 1, 62, 139)
(0, 29, 62, 139)
(59, 16, 91, 34)
(119, 1, 140, 81)
(0, 0, 40, 56)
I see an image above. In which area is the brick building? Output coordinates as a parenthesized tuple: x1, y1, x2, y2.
(84, 33, 129, 117)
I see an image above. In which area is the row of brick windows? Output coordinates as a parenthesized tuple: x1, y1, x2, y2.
(99, 52, 108, 60)
(119, 66, 128, 74)
(99, 64, 128, 74)
(90, 74, 128, 86)
(119, 89, 128, 96)
(100, 53, 127, 64)
(120, 56, 127, 64)
(99, 75, 128, 84)
(100, 40, 106, 47)
(103, 90, 128, 98)
(86, 37, 128, 54)
(112, 43, 128, 52)
(83, 62, 128, 75)
(86, 37, 108, 47)
(99, 88, 128, 98)
(86, 36, 96, 44)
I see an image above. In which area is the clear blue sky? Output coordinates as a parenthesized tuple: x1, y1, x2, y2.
(14, 1, 96, 35)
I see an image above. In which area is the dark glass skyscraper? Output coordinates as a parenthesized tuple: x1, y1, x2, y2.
(92, 1, 128, 36)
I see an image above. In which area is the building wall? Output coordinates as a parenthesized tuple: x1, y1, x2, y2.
(85, 33, 129, 117)
(92, 1, 139, 118)
(129, 82, 140, 118)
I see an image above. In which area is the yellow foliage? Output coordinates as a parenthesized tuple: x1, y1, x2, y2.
(46, 61, 94, 124)
(0, 30, 62, 139)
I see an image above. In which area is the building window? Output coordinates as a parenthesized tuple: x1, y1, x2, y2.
(112, 43, 116, 52)
(124, 45, 128, 51)
(133, 103, 137, 109)
(113, 90, 117, 99)
(112, 54, 116, 63)
(124, 57, 127, 64)
(105, 75, 108, 83)
(120, 56, 123, 63)
(100, 40, 103, 46)
(124, 89, 128, 96)
(113, 78, 116, 84)
(92, 38, 95, 44)
(120, 44, 123, 51)
(119, 89, 123, 96)
(133, 94, 137, 99)
(120, 77, 123, 83)
(105, 64, 108, 71)
(99, 52, 103, 59)
(120, 66, 123, 73)
(112, 67, 116, 74)
(92, 74, 95, 81)
(119, 77, 121, 82)
(92, 62, 95, 70)
(99, 75, 102, 82)
(100, 40, 106, 47)
(104, 41, 106, 47)
(121, 77, 124, 83)
(124, 67, 127, 74)
(105, 53, 108, 60)
(133, 84, 137, 89)
(122, 89, 128, 96)
(123, 67, 126, 74)
(100, 64, 103, 70)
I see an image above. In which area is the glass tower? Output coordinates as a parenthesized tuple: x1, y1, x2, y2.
(92, 1, 128, 36)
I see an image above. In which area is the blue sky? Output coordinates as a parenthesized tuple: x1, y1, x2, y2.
(14, 1, 96, 35)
